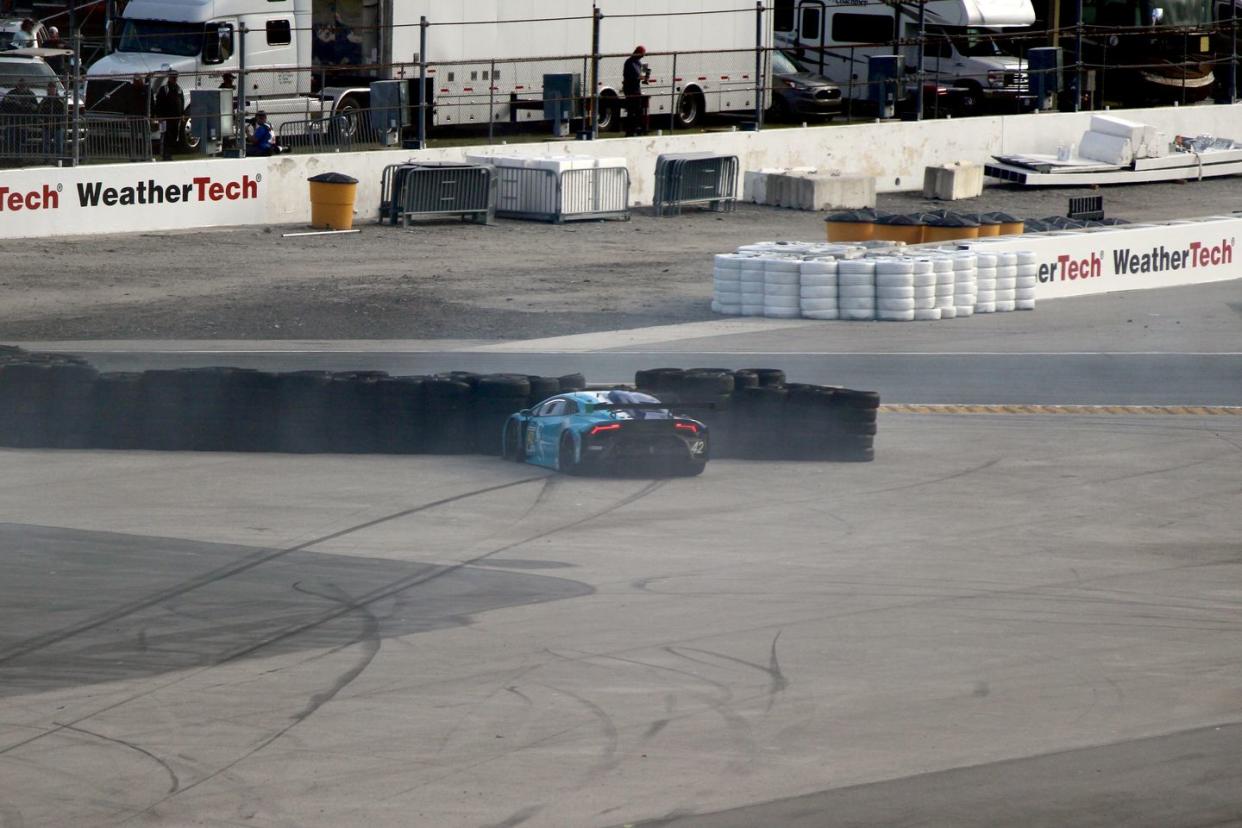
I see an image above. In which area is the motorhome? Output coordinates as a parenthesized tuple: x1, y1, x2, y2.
(85, 0, 774, 138)
(774, 0, 1036, 112)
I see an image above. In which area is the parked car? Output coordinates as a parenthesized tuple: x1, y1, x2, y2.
(0, 51, 73, 105)
(770, 49, 842, 120)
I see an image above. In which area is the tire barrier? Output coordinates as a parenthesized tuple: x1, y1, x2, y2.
(4, 349, 864, 461)
(634, 367, 876, 462)
(710, 243, 1037, 321)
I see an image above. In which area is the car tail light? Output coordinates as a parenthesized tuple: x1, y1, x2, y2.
(675, 422, 699, 433)
(590, 423, 622, 435)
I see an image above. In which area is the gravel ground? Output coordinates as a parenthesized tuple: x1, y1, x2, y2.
(2, 176, 1240, 341)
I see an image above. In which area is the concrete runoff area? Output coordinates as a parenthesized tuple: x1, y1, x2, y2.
(1, 179, 1242, 342)
(1, 412, 1241, 827)
(2, 174, 1242, 826)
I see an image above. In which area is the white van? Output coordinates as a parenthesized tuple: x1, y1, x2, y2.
(774, 0, 1035, 112)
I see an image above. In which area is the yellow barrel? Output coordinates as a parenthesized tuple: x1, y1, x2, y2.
(824, 208, 878, 242)
(307, 172, 359, 230)
(825, 220, 875, 242)
(976, 216, 1002, 237)
(923, 212, 980, 243)
(983, 211, 1025, 236)
(874, 214, 925, 244)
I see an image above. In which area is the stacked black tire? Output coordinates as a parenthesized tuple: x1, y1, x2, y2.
(1, 348, 877, 461)
(635, 368, 877, 462)
(0, 347, 589, 456)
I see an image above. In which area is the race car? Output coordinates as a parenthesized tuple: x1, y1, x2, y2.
(501, 390, 709, 476)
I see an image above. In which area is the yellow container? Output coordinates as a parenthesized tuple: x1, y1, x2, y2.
(997, 220, 1025, 236)
(977, 220, 1002, 237)
(875, 223, 925, 245)
(308, 174, 358, 230)
(825, 220, 875, 242)
(923, 224, 980, 243)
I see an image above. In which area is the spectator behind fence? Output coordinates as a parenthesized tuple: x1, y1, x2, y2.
(45, 26, 64, 49)
(0, 76, 37, 155)
(128, 74, 150, 118)
(218, 72, 235, 90)
(36, 80, 64, 159)
(246, 110, 281, 156)
(153, 71, 184, 160)
(9, 18, 37, 49)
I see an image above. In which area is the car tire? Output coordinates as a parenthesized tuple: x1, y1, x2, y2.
(680, 459, 707, 477)
(558, 432, 579, 475)
(502, 420, 525, 462)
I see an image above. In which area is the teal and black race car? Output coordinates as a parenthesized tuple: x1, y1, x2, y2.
(501, 390, 709, 476)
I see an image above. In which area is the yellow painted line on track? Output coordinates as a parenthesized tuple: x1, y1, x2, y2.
(880, 404, 1242, 416)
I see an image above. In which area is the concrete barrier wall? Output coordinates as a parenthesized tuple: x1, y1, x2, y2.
(3, 102, 1242, 240)
(960, 216, 1242, 300)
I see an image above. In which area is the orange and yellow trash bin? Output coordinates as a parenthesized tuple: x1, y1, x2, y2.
(922, 211, 980, 243)
(824, 208, 878, 242)
(308, 172, 359, 230)
(873, 212, 925, 244)
(983, 211, 1025, 236)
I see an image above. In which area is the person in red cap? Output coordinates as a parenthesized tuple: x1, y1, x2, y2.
(622, 45, 649, 136)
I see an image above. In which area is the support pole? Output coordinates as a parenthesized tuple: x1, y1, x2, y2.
(754, 1, 764, 129)
(237, 23, 247, 151)
(591, 7, 602, 140)
(71, 30, 81, 166)
(417, 16, 427, 149)
(915, 0, 926, 121)
(1232, 0, 1238, 104)
(1074, 0, 1083, 111)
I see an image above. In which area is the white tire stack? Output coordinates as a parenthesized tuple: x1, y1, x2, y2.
(974, 251, 998, 314)
(1016, 250, 1038, 311)
(837, 259, 877, 321)
(911, 257, 940, 321)
(875, 257, 916, 322)
(712, 254, 745, 315)
(995, 251, 1018, 312)
(763, 257, 802, 319)
(800, 259, 839, 320)
(934, 255, 957, 319)
(740, 258, 766, 317)
(952, 253, 977, 318)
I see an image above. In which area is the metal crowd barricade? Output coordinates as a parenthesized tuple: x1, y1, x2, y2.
(82, 114, 152, 164)
(276, 115, 353, 154)
(492, 165, 630, 223)
(380, 162, 497, 227)
(653, 152, 739, 216)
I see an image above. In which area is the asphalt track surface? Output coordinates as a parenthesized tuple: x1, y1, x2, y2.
(3, 284, 1242, 826)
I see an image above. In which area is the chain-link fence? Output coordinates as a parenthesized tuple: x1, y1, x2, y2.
(3, 2, 1241, 170)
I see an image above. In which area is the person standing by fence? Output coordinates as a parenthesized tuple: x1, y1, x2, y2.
(153, 71, 184, 160)
(622, 45, 649, 137)
(36, 80, 64, 161)
(0, 76, 37, 157)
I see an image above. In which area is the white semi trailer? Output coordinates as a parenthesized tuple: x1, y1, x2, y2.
(86, 0, 773, 135)
(775, 0, 1036, 112)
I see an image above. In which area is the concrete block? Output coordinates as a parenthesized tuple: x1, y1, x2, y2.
(743, 169, 782, 204)
(922, 162, 984, 200)
(770, 173, 875, 211)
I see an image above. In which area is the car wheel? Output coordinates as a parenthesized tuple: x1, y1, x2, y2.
(502, 421, 525, 462)
(558, 432, 579, 475)
(954, 84, 983, 117)
(769, 93, 791, 122)
(680, 459, 707, 477)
